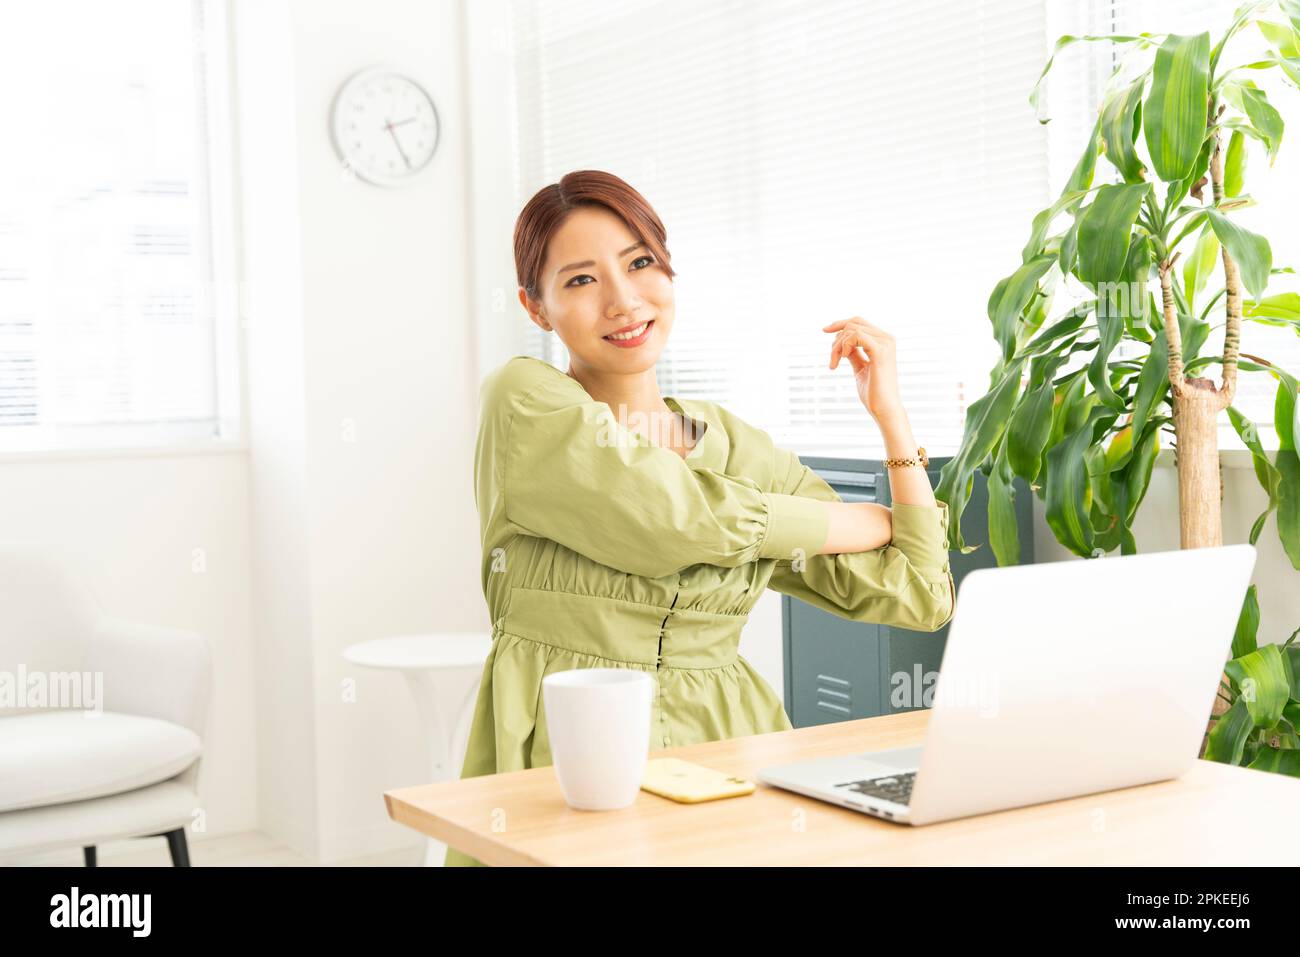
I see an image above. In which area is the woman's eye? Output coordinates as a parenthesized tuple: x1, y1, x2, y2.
(565, 255, 656, 288)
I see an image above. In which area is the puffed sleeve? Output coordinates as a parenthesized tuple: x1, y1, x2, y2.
(479, 357, 832, 579)
(765, 447, 956, 633)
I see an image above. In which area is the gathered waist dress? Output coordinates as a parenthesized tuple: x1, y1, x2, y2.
(444, 355, 955, 867)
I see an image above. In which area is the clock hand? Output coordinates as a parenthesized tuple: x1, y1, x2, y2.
(384, 119, 413, 169)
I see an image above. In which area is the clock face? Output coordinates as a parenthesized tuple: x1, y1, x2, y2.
(331, 68, 439, 187)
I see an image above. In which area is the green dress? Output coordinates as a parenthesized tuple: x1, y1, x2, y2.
(443, 355, 955, 867)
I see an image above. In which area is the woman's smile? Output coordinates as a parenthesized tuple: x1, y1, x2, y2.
(603, 319, 655, 348)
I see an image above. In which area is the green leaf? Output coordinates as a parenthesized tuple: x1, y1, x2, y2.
(1278, 449, 1300, 569)
(1220, 117, 1273, 150)
(1287, 646, 1300, 696)
(1184, 310, 1213, 363)
(1231, 583, 1261, 658)
(1255, 358, 1300, 568)
(1059, 217, 1082, 276)
(1100, 77, 1148, 182)
(934, 358, 1026, 551)
(1014, 301, 1094, 360)
(1225, 643, 1290, 727)
(1182, 226, 1220, 316)
(1030, 34, 1161, 123)
(1224, 128, 1247, 196)
(1245, 291, 1300, 321)
(1007, 352, 1068, 481)
(1227, 81, 1285, 162)
(1017, 267, 1059, 346)
(1268, 360, 1300, 450)
(1126, 322, 1171, 452)
(1144, 32, 1211, 182)
(988, 436, 1021, 566)
(988, 256, 1056, 361)
(1065, 119, 1102, 193)
(1257, 18, 1300, 57)
(1021, 189, 1091, 264)
(1205, 697, 1253, 764)
(1168, 209, 1209, 254)
(1104, 421, 1134, 472)
(1085, 443, 1119, 545)
(1088, 297, 1128, 411)
(1269, 52, 1300, 89)
(1283, 0, 1300, 35)
(1204, 208, 1272, 300)
(1247, 747, 1300, 775)
(1121, 417, 1162, 522)
(1077, 183, 1151, 284)
(1166, 130, 1214, 214)
(1227, 405, 1281, 547)
(1061, 370, 1099, 435)
(1045, 405, 1119, 556)
(1122, 229, 1154, 289)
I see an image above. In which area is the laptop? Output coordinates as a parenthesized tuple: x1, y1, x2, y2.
(758, 543, 1257, 825)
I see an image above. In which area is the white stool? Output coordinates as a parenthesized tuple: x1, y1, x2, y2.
(343, 632, 492, 866)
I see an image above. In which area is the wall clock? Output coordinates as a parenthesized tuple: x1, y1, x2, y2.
(330, 66, 440, 187)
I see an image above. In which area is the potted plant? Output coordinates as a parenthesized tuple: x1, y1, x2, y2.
(935, 0, 1300, 774)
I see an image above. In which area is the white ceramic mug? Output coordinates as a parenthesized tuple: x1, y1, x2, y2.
(541, 667, 655, 810)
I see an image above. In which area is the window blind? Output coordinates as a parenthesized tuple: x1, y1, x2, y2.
(505, 0, 1298, 455)
(0, 0, 235, 453)
(508, 0, 1052, 456)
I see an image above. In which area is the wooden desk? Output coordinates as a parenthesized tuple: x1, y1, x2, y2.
(383, 710, 1300, 866)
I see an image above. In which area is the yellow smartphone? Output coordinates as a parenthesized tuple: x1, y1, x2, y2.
(640, 757, 756, 803)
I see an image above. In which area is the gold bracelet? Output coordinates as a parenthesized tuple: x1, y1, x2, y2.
(883, 446, 929, 469)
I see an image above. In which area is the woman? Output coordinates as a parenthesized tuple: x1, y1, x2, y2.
(444, 170, 954, 867)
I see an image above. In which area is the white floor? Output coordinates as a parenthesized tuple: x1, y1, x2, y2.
(3, 831, 423, 867)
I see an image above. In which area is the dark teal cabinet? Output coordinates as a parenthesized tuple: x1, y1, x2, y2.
(781, 455, 1033, 726)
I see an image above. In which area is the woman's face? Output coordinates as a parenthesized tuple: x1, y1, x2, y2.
(521, 205, 674, 375)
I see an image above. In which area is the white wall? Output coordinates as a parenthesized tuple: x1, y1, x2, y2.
(234, 0, 486, 862)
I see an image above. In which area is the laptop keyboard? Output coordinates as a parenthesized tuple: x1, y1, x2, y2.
(838, 770, 916, 807)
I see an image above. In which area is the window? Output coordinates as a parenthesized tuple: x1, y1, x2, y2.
(499, 0, 1297, 455)
(0, 0, 240, 454)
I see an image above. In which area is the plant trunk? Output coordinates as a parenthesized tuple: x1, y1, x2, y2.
(1175, 383, 1231, 754)
(1172, 380, 1224, 550)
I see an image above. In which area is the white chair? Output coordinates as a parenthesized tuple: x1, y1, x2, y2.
(0, 543, 211, 866)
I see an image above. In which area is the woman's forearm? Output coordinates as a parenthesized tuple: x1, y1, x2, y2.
(814, 407, 938, 555)
(817, 501, 892, 554)
(875, 406, 936, 507)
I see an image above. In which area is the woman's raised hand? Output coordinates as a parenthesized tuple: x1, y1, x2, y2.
(823, 316, 905, 423)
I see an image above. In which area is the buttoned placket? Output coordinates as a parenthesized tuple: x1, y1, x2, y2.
(655, 577, 684, 747)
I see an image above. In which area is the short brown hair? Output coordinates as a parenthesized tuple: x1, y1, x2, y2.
(513, 170, 676, 301)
